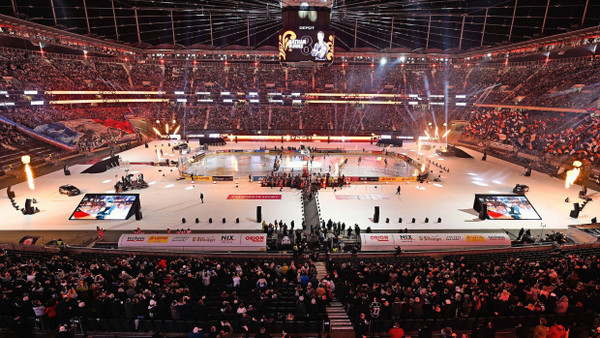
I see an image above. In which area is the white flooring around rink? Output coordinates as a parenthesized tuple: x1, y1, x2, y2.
(0, 140, 597, 232)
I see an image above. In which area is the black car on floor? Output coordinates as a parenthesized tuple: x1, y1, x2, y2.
(59, 184, 81, 196)
(172, 143, 189, 151)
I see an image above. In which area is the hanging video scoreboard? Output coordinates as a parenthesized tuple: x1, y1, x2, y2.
(279, 6, 334, 63)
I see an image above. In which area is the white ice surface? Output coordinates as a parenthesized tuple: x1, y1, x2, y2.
(1, 140, 596, 232)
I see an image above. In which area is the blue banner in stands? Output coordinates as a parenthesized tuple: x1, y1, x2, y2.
(0, 116, 76, 151)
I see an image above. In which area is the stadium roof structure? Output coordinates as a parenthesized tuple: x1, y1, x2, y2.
(1, 0, 599, 53)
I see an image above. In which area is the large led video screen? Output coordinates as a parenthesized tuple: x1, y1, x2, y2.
(70, 194, 139, 220)
(474, 194, 541, 220)
(279, 30, 335, 62)
(279, 7, 334, 62)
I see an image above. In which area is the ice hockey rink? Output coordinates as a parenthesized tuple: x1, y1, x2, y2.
(0, 140, 597, 234)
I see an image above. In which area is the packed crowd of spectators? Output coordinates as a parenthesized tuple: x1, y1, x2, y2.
(0, 124, 29, 147)
(0, 249, 331, 336)
(2, 49, 599, 108)
(462, 108, 600, 168)
(328, 247, 600, 336)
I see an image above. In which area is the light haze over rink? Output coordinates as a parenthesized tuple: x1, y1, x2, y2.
(0, 140, 596, 233)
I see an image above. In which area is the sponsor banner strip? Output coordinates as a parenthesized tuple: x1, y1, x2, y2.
(360, 233, 511, 252)
(227, 194, 282, 200)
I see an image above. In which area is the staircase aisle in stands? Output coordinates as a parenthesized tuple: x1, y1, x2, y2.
(315, 261, 327, 279)
(326, 301, 354, 338)
(315, 262, 354, 337)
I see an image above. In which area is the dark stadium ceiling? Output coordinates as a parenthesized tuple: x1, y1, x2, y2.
(2, 0, 599, 52)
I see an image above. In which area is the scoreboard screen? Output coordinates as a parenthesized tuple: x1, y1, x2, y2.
(279, 6, 334, 63)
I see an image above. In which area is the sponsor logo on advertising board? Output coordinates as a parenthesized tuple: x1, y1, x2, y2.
(126, 236, 145, 242)
(419, 235, 442, 241)
(245, 235, 265, 242)
(192, 236, 216, 242)
(148, 236, 169, 243)
(466, 235, 486, 242)
(171, 236, 189, 242)
(369, 235, 390, 242)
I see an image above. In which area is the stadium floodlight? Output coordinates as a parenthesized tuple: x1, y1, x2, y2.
(380, 57, 387, 65)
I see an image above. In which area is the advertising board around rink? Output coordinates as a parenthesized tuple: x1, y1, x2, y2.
(360, 233, 511, 252)
(118, 233, 267, 252)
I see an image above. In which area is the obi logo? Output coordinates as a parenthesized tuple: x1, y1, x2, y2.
(466, 235, 485, 242)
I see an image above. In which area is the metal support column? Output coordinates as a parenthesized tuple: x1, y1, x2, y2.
(481, 8, 488, 47)
(354, 18, 357, 50)
(111, 0, 119, 40)
(209, 13, 214, 46)
(170, 10, 176, 46)
(247, 16, 251, 46)
(10, 0, 18, 17)
(458, 14, 466, 51)
(83, 0, 90, 34)
(389, 17, 394, 50)
(426, 15, 432, 49)
(581, 0, 589, 26)
(50, 0, 58, 26)
(509, 0, 518, 42)
(541, 0, 550, 35)
(134, 8, 141, 44)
